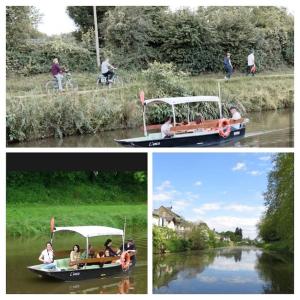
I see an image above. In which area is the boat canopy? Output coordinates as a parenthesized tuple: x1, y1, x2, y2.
(54, 226, 124, 238)
(144, 96, 220, 106)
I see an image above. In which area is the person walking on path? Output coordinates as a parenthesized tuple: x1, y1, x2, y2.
(247, 50, 256, 76)
(224, 52, 233, 80)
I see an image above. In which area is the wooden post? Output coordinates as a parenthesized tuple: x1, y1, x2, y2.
(93, 6, 100, 68)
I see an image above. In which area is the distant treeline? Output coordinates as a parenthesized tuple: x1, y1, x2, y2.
(258, 154, 294, 253)
(7, 171, 147, 204)
(6, 6, 293, 75)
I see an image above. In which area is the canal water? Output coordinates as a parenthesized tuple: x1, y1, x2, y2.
(7, 230, 147, 294)
(9, 109, 293, 147)
(153, 247, 293, 294)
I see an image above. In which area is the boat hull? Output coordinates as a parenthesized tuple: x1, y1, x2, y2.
(115, 127, 246, 147)
(28, 264, 128, 282)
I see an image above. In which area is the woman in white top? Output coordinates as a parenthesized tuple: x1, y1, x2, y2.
(39, 242, 56, 269)
(229, 106, 242, 130)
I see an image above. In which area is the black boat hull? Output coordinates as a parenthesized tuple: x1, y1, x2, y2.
(28, 264, 128, 282)
(116, 127, 246, 147)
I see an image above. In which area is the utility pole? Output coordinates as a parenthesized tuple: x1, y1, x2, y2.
(93, 6, 100, 68)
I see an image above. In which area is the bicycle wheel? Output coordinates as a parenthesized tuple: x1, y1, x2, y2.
(66, 80, 78, 92)
(114, 76, 123, 86)
(45, 81, 57, 94)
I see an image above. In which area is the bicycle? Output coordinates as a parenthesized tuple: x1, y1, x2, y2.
(45, 71, 78, 94)
(96, 71, 122, 88)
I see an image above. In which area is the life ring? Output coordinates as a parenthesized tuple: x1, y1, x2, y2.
(218, 119, 231, 138)
(120, 251, 130, 271)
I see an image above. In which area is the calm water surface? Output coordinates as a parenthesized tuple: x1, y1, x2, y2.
(9, 109, 293, 147)
(7, 231, 147, 294)
(153, 247, 293, 294)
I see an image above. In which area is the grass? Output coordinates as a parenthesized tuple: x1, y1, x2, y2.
(6, 203, 147, 238)
(7, 69, 294, 143)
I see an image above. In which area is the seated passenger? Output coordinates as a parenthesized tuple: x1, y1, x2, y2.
(117, 239, 137, 265)
(39, 241, 57, 269)
(161, 117, 174, 138)
(104, 249, 112, 264)
(104, 239, 118, 256)
(69, 244, 81, 269)
(81, 244, 96, 258)
(229, 106, 242, 130)
(96, 250, 105, 267)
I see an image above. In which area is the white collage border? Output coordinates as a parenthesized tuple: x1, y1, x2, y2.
(1, 0, 298, 299)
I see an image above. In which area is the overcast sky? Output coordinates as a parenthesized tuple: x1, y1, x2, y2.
(153, 153, 274, 239)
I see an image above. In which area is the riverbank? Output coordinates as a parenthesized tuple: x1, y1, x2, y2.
(7, 69, 293, 143)
(7, 203, 147, 238)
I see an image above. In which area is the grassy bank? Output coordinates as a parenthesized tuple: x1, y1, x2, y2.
(7, 69, 294, 142)
(7, 203, 147, 238)
(257, 241, 294, 254)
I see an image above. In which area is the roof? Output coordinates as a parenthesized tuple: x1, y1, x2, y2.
(144, 96, 220, 106)
(54, 226, 124, 238)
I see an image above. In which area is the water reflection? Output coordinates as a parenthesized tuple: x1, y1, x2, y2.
(153, 247, 293, 294)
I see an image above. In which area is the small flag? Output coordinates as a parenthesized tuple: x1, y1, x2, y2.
(50, 217, 55, 233)
(139, 90, 145, 105)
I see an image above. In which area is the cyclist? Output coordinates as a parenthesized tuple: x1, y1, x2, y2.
(51, 58, 64, 91)
(101, 58, 116, 85)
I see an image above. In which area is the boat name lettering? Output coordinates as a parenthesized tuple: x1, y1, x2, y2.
(70, 272, 80, 277)
(149, 142, 160, 147)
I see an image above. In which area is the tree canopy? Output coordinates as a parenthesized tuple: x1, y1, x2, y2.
(258, 153, 294, 252)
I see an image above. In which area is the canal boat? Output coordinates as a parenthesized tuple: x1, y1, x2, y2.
(28, 220, 134, 282)
(115, 90, 248, 147)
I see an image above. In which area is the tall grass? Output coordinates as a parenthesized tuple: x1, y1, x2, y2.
(7, 204, 147, 237)
(7, 70, 294, 142)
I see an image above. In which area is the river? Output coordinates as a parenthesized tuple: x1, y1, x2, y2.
(9, 109, 293, 147)
(6, 230, 147, 294)
(153, 247, 293, 294)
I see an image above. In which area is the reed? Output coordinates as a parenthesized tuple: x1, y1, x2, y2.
(7, 70, 293, 143)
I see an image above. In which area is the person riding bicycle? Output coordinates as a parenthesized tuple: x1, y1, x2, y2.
(101, 58, 116, 85)
(51, 58, 64, 91)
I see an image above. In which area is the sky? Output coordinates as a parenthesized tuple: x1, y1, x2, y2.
(35, 5, 76, 36)
(153, 153, 275, 239)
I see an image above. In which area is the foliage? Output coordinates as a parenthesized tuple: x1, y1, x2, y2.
(6, 6, 42, 50)
(66, 6, 114, 46)
(99, 6, 293, 73)
(6, 38, 96, 75)
(7, 204, 146, 237)
(258, 153, 294, 253)
(186, 225, 210, 250)
(101, 7, 168, 69)
(7, 171, 147, 204)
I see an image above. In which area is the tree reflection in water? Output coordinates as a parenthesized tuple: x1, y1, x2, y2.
(255, 251, 294, 294)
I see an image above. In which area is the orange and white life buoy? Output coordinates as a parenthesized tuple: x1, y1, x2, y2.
(218, 119, 231, 138)
(120, 251, 131, 271)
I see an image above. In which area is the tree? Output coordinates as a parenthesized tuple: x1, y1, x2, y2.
(66, 6, 114, 46)
(6, 6, 41, 50)
(258, 153, 294, 252)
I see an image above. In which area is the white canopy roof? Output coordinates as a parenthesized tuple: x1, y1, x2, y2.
(54, 226, 124, 238)
(144, 96, 220, 106)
